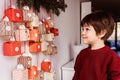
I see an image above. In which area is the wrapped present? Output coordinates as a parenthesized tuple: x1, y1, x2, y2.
(28, 66, 38, 79)
(41, 59, 51, 72)
(15, 25, 30, 41)
(29, 29, 40, 42)
(22, 6, 32, 21)
(0, 16, 14, 36)
(5, 8, 23, 22)
(12, 64, 28, 80)
(17, 55, 32, 69)
(44, 71, 55, 80)
(29, 42, 41, 53)
(3, 41, 21, 56)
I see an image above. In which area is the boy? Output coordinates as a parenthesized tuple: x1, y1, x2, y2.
(73, 11, 120, 80)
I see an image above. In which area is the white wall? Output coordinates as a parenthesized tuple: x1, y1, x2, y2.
(0, 0, 80, 80)
(51, 0, 80, 80)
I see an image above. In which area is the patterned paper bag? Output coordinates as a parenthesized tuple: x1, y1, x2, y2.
(0, 17, 14, 36)
(22, 6, 32, 21)
(15, 25, 30, 41)
(17, 55, 32, 69)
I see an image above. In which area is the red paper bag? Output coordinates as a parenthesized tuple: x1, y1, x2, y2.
(29, 42, 41, 53)
(28, 66, 38, 79)
(3, 41, 21, 56)
(50, 27, 59, 36)
(29, 29, 40, 42)
(41, 59, 51, 72)
(5, 8, 23, 22)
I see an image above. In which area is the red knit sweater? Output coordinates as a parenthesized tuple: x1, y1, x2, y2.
(73, 46, 120, 80)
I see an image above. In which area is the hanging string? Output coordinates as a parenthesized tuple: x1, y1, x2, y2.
(10, 0, 12, 8)
(36, 52, 39, 67)
(4, 0, 6, 10)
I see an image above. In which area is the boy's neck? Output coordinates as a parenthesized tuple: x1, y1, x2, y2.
(90, 40, 105, 50)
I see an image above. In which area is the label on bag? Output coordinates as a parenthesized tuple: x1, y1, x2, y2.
(38, 45, 40, 49)
(34, 71, 36, 75)
(16, 13, 20, 18)
(15, 47, 19, 52)
(35, 33, 38, 37)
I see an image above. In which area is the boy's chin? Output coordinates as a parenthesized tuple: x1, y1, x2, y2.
(81, 40, 89, 44)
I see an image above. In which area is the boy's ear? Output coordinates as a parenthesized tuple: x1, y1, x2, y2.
(99, 30, 107, 38)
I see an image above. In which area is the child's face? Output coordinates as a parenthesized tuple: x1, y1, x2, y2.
(81, 24, 103, 45)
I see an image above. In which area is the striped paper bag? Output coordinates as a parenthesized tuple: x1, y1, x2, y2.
(12, 69, 28, 80)
(0, 19, 14, 36)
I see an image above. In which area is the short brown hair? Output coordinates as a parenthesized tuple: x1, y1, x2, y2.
(81, 11, 114, 41)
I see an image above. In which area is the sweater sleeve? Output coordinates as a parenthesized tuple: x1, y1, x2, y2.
(108, 53, 120, 80)
(72, 53, 81, 80)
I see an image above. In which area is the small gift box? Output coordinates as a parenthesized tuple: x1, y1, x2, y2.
(5, 8, 23, 22)
(3, 41, 21, 56)
(15, 25, 30, 41)
(17, 55, 32, 69)
(29, 42, 41, 53)
(28, 66, 38, 79)
(0, 16, 14, 36)
(41, 59, 51, 72)
(12, 64, 28, 80)
(29, 29, 40, 42)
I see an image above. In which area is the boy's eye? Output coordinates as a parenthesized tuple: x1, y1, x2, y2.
(81, 27, 90, 31)
(86, 28, 90, 31)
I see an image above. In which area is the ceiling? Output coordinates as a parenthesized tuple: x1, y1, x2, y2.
(90, 0, 120, 21)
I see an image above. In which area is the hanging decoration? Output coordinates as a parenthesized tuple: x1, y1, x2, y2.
(17, 0, 67, 16)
